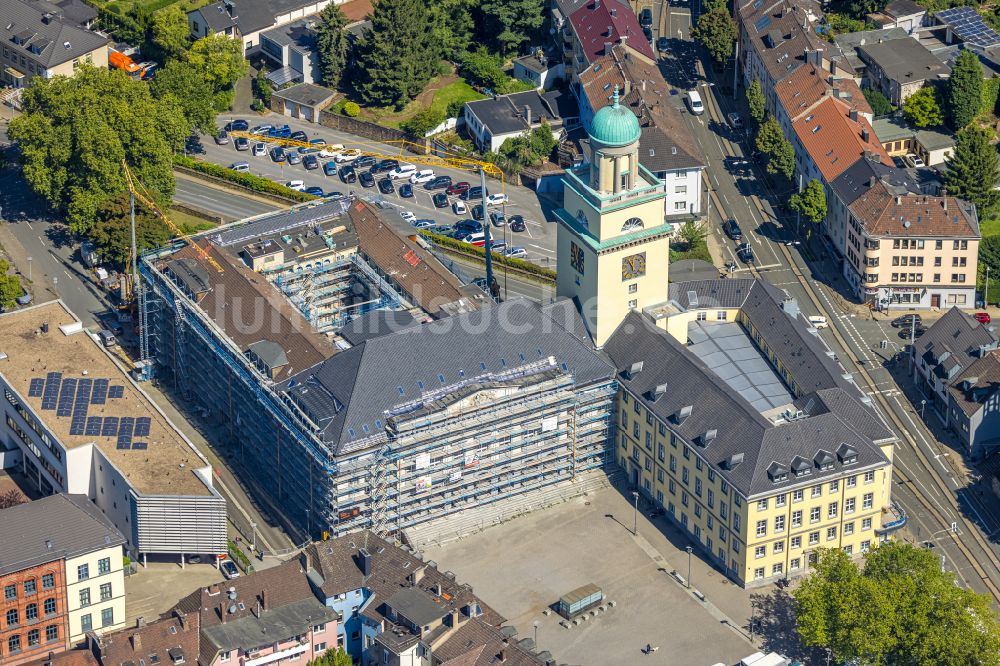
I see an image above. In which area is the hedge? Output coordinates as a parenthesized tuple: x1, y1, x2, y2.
(173, 155, 317, 203)
(982, 77, 1000, 118)
(419, 231, 556, 283)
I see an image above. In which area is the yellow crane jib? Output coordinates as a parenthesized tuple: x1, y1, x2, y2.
(121, 160, 224, 274)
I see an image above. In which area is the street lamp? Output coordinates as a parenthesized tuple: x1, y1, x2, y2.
(250, 521, 257, 554)
(749, 599, 758, 641)
(632, 491, 639, 535)
(986, 264, 992, 307)
(26, 256, 31, 282)
(825, 647, 832, 666)
(920, 399, 927, 420)
(305, 508, 311, 539)
(686, 545, 693, 589)
(533, 620, 539, 650)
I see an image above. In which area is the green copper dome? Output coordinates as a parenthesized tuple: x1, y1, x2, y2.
(589, 86, 640, 147)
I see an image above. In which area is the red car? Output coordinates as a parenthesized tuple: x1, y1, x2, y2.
(446, 181, 471, 196)
(974, 312, 991, 324)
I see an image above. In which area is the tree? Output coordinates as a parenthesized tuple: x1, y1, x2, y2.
(314, 3, 350, 89)
(309, 648, 352, 666)
(755, 117, 794, 179)
(692, 0, 736, 63)
(677, 220, 708, 248)
(151, 60, 218, 135)
(0, 259, 22, 310)
(149, 6, 190, 62)
(903, 86, 943, 128)
(0, 488, 26, 510)
(794, 543, 1000, 665)
(788, 179, 827, 235)
(479, 0, 545, 56)
(944, 125, 1000, 217)
(746, 79, 765, 123)
(353, 0, 438, 108)
(87, 195, 171, 267)
(949, 49, 983, 129)
(8, 66, 186, 234)
(253, 69, 273, 107)
(401, 106, 445, 136)
(188, 34, 248, 111)
(429, 0, 476, 58)
(529, 120, 558, 162)
(863, 87, 894, 117)
(342, 101, 360, 117)
(459, 48, 509, 91)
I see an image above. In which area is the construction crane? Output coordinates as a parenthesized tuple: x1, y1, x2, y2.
(228, 132, 506, 296)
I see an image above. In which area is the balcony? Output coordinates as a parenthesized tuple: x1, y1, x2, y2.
(563, 165, 665, 213)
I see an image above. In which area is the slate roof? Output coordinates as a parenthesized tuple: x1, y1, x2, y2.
(386, 586, 449, 626)
(192, 1, 239, 32)
(792, 96, 890, 182)
(190, 0, 313, 36)
(1, 0, 108, 68)
(272, 82, 337, 108)
(857, 38, 950, 84)
(279, 298, 614, 454)
(914, 307, 998, 385)
(831, 27, 910, 73)
(0, 494, 125, 576)
(201, 597, 338, 654)
(96, 610, 199, 666)
(248, 339, 289, 369)
(830, 156, 924, 208)
(464, 90, 575, 136)
(567, 0, 655, 64)
(604, 309, 891, 497)
(947, 350, 1000, 417)
(885, 0, 924, 17)
(339, 309, 418, 346)
(261, 17, 316, 48)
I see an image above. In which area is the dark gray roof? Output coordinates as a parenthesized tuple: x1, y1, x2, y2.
(339, 309, 417, 346)
(190, 0, 310, 36)
(248, 340, 289, 368)
(202, 597, 338, 652)
(191, 1, 238, 32)
(638, 126, 703, 173)
(1, 0, 108, 67)
(914, 307, 999, 383)
(279, 299, 613, 453)
(884, 0, 923, 16)
(465, 90, 576, 136)
(211, 199, 349, 248)
(0, 494, 125, 575)
(49, 0, 97, 25)
(261, 17, 315, 48)
(271, 82, 337, 108)
(830, 157, 924, 208)
(385, 587, 448, 626)
(857, 38, 950, 84)
(832, 27, 910, 72)
(166, 258, 211, 296)
(669, 259, 720, 283)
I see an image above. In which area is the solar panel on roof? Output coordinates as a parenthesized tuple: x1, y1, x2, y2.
(28, 378, 44, 397)
(57, 378, 77, 416)
(42, 373, 62, 410)
(92, 379, 108, 405)
(134, 417, 151, 437)
(132, 441, 148, 450)
(755, 15, 770, 31)
(70, 417, 85, 435)
(108, 385, 124, 399)
(117, 417, 134, 449)
(85, 417, 102, 437)
(101, 416, 119, 437)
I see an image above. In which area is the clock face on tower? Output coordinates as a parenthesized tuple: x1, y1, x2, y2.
(622, 252, 646, 281)
(570, 242, 585, 275)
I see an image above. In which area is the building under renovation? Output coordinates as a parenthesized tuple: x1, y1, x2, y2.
(140, 199, 616, 545)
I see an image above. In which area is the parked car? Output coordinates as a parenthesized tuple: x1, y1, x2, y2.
(359, 171, 376, 187)
(488, 239, 506, 252)
(891, 314, 922, 328)
(339, 165, 357, 183)
(324, 191, 346, 200)
(687, 90, 704, 115)
(425, 175, 452, 190)
(471, 204, 485, 220)
(290, 130, 308, 142)
(431, 225, 453, 234)
(433, 192, 449, 208)
(975, 312, 992, 324)
(900, 325, 927, 339)
(268, 125, 292, 138)
(226, 119, 249, 132)
(807, 315, 828, 329)
(727, 112, 744, 130)
(504, 246, 528, 259)
(229, 161, 250, 172)
(234, 137, 250, 151)
(737, 242, 754, 264)
(304, 186, 324, 197)
(452, 200, 467, 215)
(400, 211, 417, 223)
(251, 142, 267, 157)
(485, 193, 508, 206)
(509, 215, 526, 232)
(642, 25, 653, 41)
(378, 178, 395, 194)
(371, 159, 399, 174)
(657, 36, 670, 52)
(400, 183, 414, 197)
(286, 151, 302, 165)
(447, 181, 471, 196)
(303, 155, 320, 170)
(461, 186, 484, 200)
(354, 156, 377, 169)
(251, 124, 273, 135)
(389, 164, 417, 180)
(454, 219, 483, 234)
(318, 142, 344, 158)
(270, 146, 286, 162)
(215, 129, 230, 145)
(458, 232, 486, 246)
(413, 219, 435, 229)
(490, 210, 506, 227)
(324, 160, 338, 176)
(336, 149, 362, 163)
(640, 7, 653, 26)
(409, 169, 436, 185)
(907, 153, 926, 168)
(285, 180, 305, 191)
(723, 218, 742, 240)
(220, 560, 240, 580)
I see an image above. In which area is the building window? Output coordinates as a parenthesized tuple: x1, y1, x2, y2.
(846, 475, 857, 488)
(864, 470, 875, 484)
(757, 498, 768, 511)
(754, 567, 765, 580)
(862, 517, 872, 531)
(45, 625, 58, 643)
(669, 454, 676, 472)
(756, 520, 767, 537)
(101, 608, 114, 628)
(863, 492, 874, 510)
(733, 514, 741, 531)
(828, 502, 838, 519)
(674, 201, 687, 210)
(8, 635, 20, 654)
(100, 583, 112, 601)
(775, 515, 785, 533)
(791, 536, 801, 549)
(628, 299, 638, 308)
(682, 467, 689, 484)
(755, 545, 766, 558)
(811, 485, 821, 498)
(810, 507, 820, 523)
(4, 585, 15, 600)
(81, 614, 92, 632)
(98, 558, 111, 575)
(27, 629, 39, 647)
(708, 489, 715, 508)
(41, 574, 54, 590)
(790, 557, 801, 570)
(25, 603, 37, 621)
(845, 497, 855, 513)
(774, 540, 785, 554)
(861, 540, 871, 552)
(809, 531, 819, 545)
(80, 588, 91, 607)
(827, 526, 837, 541)
(7, 608, 19, 626)
(695, 477, 702, 496)
(844, 521, 855, 535)
(78, 564, 89, 581)
(791, 510, 802, 528)
(733, 540, 740, 554)
(775, 493, 786, 507)
(629, 283, 638, 294)
(772, 563, 783, 575)
(829, 480, 839, 493)
(792, 489, 803, 502)
(43, 598, 56, 616)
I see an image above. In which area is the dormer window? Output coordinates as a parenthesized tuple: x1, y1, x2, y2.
(790, 456, 810, 477)
(814, 450, 835, 471)
(767, 462, 788, 483)
(836, 442, 858, 465)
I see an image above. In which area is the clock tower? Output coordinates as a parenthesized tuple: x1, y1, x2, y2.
(555, 87, 672, 347)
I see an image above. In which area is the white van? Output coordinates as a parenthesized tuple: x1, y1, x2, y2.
(687, 90, 704, 115)
(388, 164, 417, 180)
(808, 315, 828, 329)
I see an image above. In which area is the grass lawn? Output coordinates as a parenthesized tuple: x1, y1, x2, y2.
(362, 78, 485, 129)
(168, 208, 218, 235)
(98, 0, 210, 17)
(981, 216, 1000, 238)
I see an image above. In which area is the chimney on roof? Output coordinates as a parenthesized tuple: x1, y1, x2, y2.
(610, 6, 617, 15)
(44, 652, 54, 666)
(411, 565, 426, 586)
(896, 196, 902, 205)
(604, 41, 613, 55)
(261, 589, 268, 611)
(868, 176, 876, 187)
(606, 24, 613, 36)
(943, 197, 948, 211)
(941, 187, 947, 197)
(524, 104, 532, 127)
(594, 0, 599, 7)
(359, 548, 372, 576)
(849, 108, 858, 121)
(499, 647, 508, 663)
(136, 617, 144, 629)
(861, 127, 870, 143)
(219, 602, 227, 623)
(130, 632, 141, 651)
(174, 609, 188, 631)
(434, 583, 442, 596)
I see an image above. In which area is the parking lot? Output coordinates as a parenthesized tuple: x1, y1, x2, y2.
(421, 486, 755, 665)
(189, 113, 559, 267)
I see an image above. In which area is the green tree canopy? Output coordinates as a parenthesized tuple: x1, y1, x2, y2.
(459, 48, 509, 91)
(789, 179, 827, 234)
(693, 0, 736, 63)
(150, 60, 218, 135)
(944, 124, 1000, 217)
(903, 86, 943, 128)
(480, 0, 545, 55)
(309, 648, 351, 666)
(430, 0, 476, 58)
(0, 259, 23, 310)
(677, 219, 708, 248)
(755, 117, 795, 180)
(794, 543, 1000, 665)
(401, 106, 446, 136)
(746, 79, 765, 123)
(253, 68, 273, 107)
(188, 34, 248, 111)
(88, 195, 172, 267)
(149, 6, 191, 62)
(314, 3, 350, 89)
(8, 65, 186, 233)
(863, 87, 894, 117)
(949, 49, 983, 129)
(353, 0, 438, 108)
(498, 120, 558, 167)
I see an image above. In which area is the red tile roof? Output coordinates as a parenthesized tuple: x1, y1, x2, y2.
(568, 0, 655, 64)
(24, 651, 99, 666)
(775, 64, 872, 122)
(792, 97, 890, 182)
(339, 0, 373, 22)
(848, 187, 979, 238)
(97, 611, 200, 666)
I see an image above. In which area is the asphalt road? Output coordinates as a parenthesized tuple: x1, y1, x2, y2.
(173, 175, 280, 221)
(190, 112, 560, 266)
